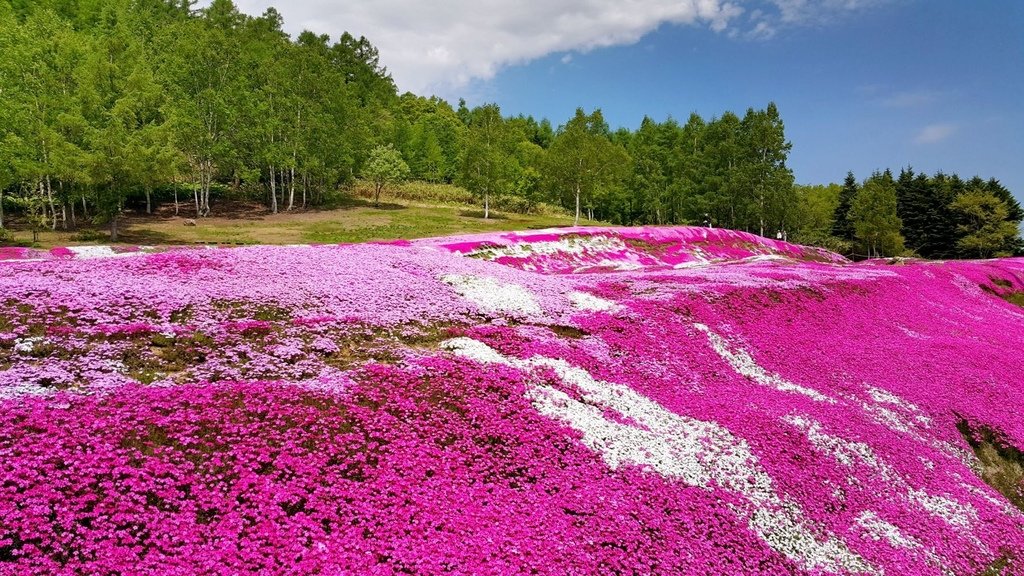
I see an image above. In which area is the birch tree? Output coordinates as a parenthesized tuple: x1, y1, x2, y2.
(458, 104, 514, 219)
(545, 108, 630, 226)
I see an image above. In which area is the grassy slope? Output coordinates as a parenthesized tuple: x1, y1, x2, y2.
(2, 182, 592, 248)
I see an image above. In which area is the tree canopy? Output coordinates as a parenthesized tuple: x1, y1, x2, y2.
(0, 0, 1019, 259)
(362, 144, 409, 207)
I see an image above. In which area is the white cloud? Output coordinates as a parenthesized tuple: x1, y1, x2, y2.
(217, 0, 895, 95)
(767, 0, 894, 24)
(747, 19, 778, 39)
(226, 0, 744, 94)
(913, 123, 957, 145)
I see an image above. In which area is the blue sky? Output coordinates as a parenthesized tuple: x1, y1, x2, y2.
(469, 1, 1024, 196)
(232, 0, 1023, 198)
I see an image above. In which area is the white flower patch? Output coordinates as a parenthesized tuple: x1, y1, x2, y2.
(861, 389, 937, 436)
(567, 291, 617, 312)
(573, 259, 645, 273)
(68, 245, 120, 259)
(784, 414, 979, 532)
(909, 489, 976, 529)
(856, 511, 921, 549)
(747, 505, 871, 573)
(68, 245, 150, 259)
(951, 273, 986, 298)
(63, 245, 156, 259)
(0, 383, 54, 400)
(441, 275, 542, 316)
(671, 260, 709, 269)
(442, 337, 513, 366)
(743, 254, 791, 264)
(526, 385, 715, 485)
(693, 324, 834, 403)
(469, 235, 628, 260)
(867, 386, 929, 423)
(441, 337, 872, 574)
(0, 367, 57, 399)
(959, 481, 1021, 517)
(864, 399, 937, 430)
(13, 336, 44, 355)
(863, 403, 916, 433)
(784, 415, 880, 468)
(856, 385, 973, 466)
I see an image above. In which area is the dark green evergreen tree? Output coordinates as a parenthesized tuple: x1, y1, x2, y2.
(831, 171, 858, 242)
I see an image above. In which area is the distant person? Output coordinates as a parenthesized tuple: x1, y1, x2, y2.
(703, 213, 711, 228)
(776, 231, 783, 240)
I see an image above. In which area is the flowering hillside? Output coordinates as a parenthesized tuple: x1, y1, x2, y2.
(1, 226, 1023, 575)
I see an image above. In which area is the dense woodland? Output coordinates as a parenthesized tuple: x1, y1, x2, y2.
(1, 0, 1021, 257)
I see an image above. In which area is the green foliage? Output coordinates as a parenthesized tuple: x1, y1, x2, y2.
(868, 167, 1024, 259)
(790, 183, 845, 248)
(0, 0, 398, 225)
(622, 117, 672, 225)
(950, 190, 1020, 258)
(738, 103, 795, 237)
(592, 104, 797, 235)
(8, 193, 50, 243)
(362, 145, 410, 206)
(831, 172, 858, 243)
(354, 180, 473, 205)
(894, 168, 958, 258)
(457, 104, 517, 219)
(545, 108, 631, 225)
(0, 0, 1017, 262)
(396, 94, 465, 183)
(850, 172, 905, 258)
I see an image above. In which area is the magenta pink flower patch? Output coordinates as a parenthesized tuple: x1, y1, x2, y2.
(1, 226, 1023, 574)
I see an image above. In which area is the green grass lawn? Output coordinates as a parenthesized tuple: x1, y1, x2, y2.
(3, 191, 592, 248)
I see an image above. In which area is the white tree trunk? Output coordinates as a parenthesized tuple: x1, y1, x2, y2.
(280, 168, 286, 210)
(45, 174, 56, 230)
(574, 183, 581, 226)
(287, 162, 295, 211)
(198, 161, 212, 217)
(269, 165, 278, 214)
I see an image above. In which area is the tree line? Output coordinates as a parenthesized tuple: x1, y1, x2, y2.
(1, 0, 1020, 258)
(1, 0, 399, 239)
(826, 169, 1023, 259)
